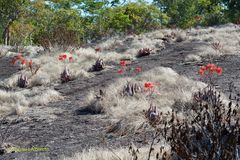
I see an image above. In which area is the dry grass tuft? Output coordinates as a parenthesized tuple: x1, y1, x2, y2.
(0, 87, 62, 116)
(85, 67, 206, 133)
(63, 145, 171, 160)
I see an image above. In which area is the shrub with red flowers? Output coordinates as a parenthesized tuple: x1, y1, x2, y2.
(11, 54, 40, 76)
(58, 53, 73, 62)
(117, 59, 130, 75)
(144, 82, 154, 91)
(58, 52, 75, 83)
(198, 63, 222, 76)
(144, 82, 160, 97)
(11, 54, 28, 66)
(58, 53, 74, 83)
(117, 59, 142, 76)
(198, 63, 223, 86)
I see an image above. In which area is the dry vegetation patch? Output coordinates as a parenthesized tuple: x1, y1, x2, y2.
(84, 67, 206, 134)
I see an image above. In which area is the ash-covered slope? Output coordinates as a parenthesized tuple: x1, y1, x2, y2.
(0, 24, 240, 160)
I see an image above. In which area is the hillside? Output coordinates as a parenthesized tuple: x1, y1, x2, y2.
(0, 24, 240, 160)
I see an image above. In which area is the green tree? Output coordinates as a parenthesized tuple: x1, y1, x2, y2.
(153, 0, 226, 28)
(223, 0, 240, 23)
(0, 0, 30, 45)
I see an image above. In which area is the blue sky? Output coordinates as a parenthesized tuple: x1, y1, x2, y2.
(127, 0, 153, 4)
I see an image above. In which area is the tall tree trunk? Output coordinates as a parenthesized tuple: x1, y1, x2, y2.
(2, 21, 12, 45)
(3, 28, 8, 45)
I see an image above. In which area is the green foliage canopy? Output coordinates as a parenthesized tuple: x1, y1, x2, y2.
(0, 0, 239, 46)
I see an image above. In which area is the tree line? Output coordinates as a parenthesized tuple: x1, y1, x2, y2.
(0, 0, 239, 47)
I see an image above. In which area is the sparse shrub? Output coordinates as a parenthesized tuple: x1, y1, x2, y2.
(211, 41, 223, 53)
(90, 58, 105, 72)
(37, 26, 79, 51)
(145, 85, 239, 160)
(118, 65, 142, 75)
(60, 67, 71, 83)
(143, 63, 239, 160)
(28, 62, 41, 77)
(145, 104, 160, 124)
(117, 59, 130, 74)
(58, 53, 73, 61)
(198, 63, 223, 86)
(121, 81, 143, 96)
(79, 90, 106, 114)
(17, 74, 29, 88)
(161, 32, 176, 43)
(137, 48, 152, 58)
(58, 53, 74, 83)
(144, 82, 160, 97)
(11, 54, 40, 76)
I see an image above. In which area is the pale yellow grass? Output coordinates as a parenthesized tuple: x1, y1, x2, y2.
(85, 67, 206, 132)
(63, 145, 170, 160)
(0, 87, 62, 116)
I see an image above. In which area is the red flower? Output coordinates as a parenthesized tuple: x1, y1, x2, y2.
(135, 67, 142, 73)
(117, 69, 124, 74)
(62, 54, 67, 59)
(17, 54, 22, 60)
(198, 69, 205, 76)
(216, 67, 223, 75)
(198, 63, 223, 76)
(28, 60, 33, 66)
(120, 60, 127, 67)
(144, 82, 154, 90)
(200, 66, 206, 71)
(206, 63, 216, 70)
(21, 59, 27, 65)
(11, 58, 17, 65)
(58, 54, 67, 61)
(69, 56, 73, 61)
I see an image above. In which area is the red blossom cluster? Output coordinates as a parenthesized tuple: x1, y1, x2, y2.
(144, 82, 154, 90)
(144, 82, 160, 91)
(58, 53, 73, 61)
(117, 60, 129, 74)
(11, 54, 33, 66)
(144, 82, 160, 96)
(117, 60, 142, 75)
(119, 60, 128, 67)
(198, 63, 223, 76)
